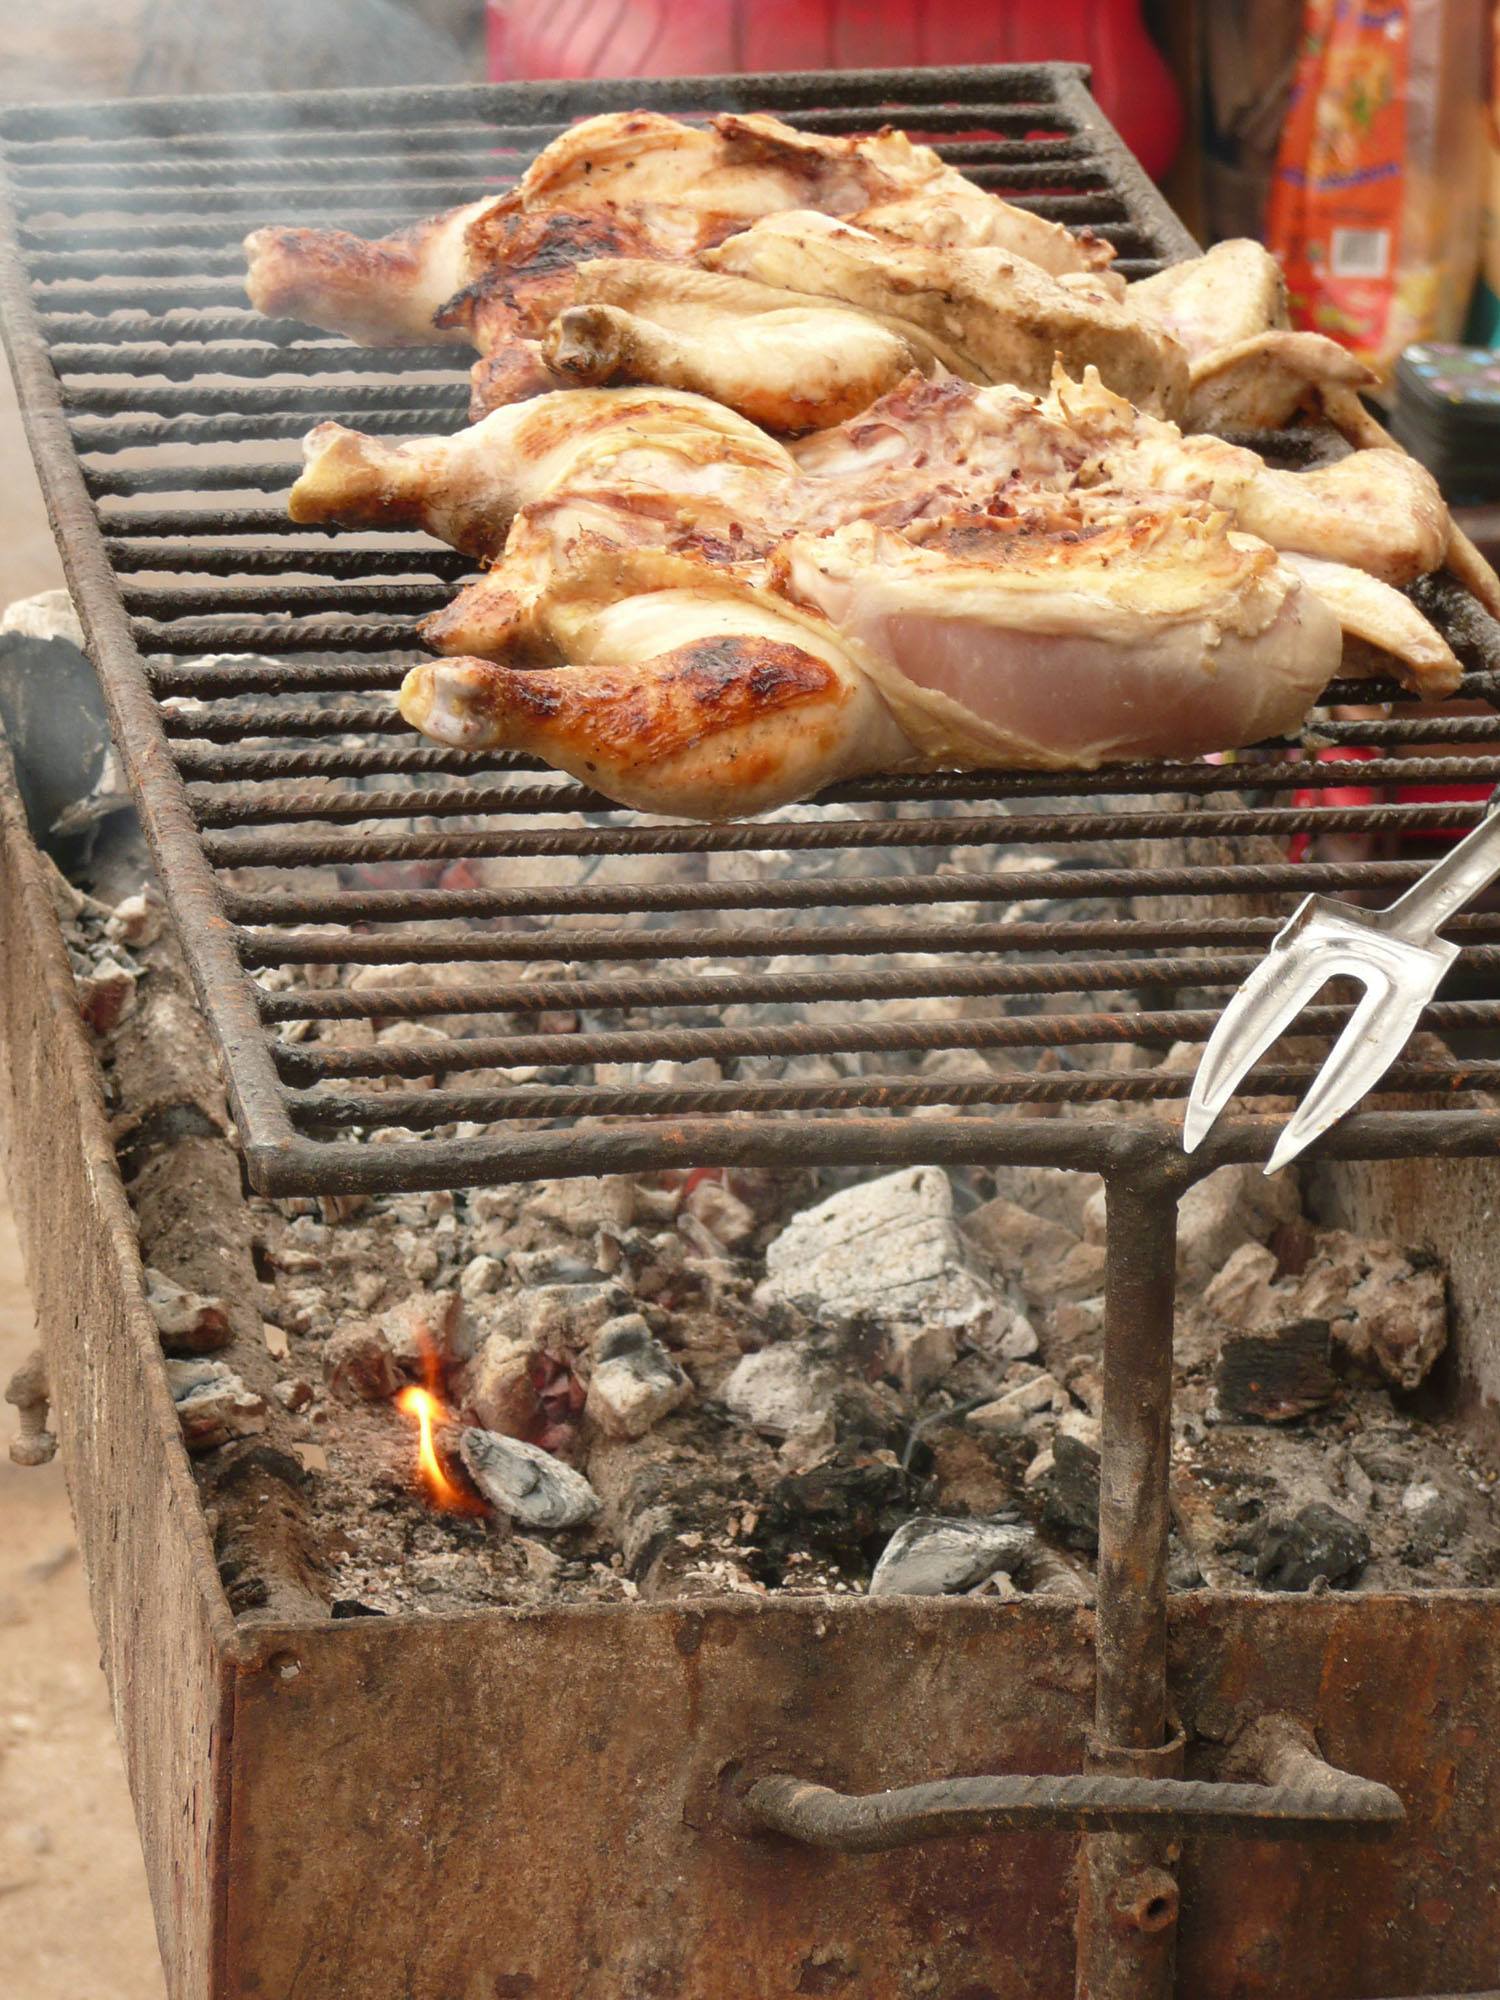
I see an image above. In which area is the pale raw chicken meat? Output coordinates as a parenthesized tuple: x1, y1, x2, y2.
(703, 212, 1189, 416)
(771, 509, 1344, 771)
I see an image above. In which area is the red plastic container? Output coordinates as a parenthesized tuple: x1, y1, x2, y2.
(487, 0, 1182, 180)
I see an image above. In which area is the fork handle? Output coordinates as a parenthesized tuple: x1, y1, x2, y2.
(1384, 783, 1500, 943)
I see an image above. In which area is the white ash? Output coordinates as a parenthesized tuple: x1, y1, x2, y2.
(165, 1359, 267, 1454)
(722, 1343, 832, 1441)
(870, 1516, 1036, 1597)
(585, 1316, 691, 1440)
(758, 1167, 1027, 1390)
(456, 1428, 601, 1529)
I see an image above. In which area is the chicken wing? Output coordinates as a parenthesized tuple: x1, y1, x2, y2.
(703, 213, 1189, 415)
(1126, 239, 1378, 430)
(1277, 553, 1461, 693)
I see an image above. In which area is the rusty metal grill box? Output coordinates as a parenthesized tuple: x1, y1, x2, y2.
(4, 65, 1500, 2000)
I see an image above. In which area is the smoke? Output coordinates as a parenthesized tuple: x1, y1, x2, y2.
(131, 0, 482, 95)
(0, 0, 485, 104)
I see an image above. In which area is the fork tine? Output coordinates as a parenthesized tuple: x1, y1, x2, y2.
(1262, 973, 1423, 1176)
(1183, 922, 1327, 1153)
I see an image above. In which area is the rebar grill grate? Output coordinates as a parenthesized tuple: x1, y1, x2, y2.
(4, 64, 1500, 1195)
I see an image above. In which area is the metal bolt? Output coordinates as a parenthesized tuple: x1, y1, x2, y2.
(5, 1348, 56, 1467)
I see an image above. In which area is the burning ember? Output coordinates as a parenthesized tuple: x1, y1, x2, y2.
(394, 1385, 486, 1516)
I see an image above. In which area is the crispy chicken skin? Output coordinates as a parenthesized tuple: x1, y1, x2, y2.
(244, 197, 496, 346)
(544, 298, 927, 431)
(398, 560, 912, 818)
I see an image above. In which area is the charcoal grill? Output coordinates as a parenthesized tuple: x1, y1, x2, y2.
(4, 64, 1500, 2000)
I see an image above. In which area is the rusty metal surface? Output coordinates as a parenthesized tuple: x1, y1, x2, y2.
(211, 1592, 1500, 2000)
(0, 721, 239, 2000)
(5, 70, 1500, 1192)
(1076, 1178, 1183, 1999)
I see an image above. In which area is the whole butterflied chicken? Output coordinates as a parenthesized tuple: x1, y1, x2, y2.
(288, 369, 1463, 698)
(397, 509, 1344, 818)
(243, 107, 1118, 418)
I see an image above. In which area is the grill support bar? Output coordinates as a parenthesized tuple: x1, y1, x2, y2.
(1078, 1172, 1181, 2000)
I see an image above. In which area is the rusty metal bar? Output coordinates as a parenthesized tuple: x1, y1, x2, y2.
(1077, 1173, 1181, 2000)
(740, 1749, 1400, 1847)
(0, 159, 298, 1175)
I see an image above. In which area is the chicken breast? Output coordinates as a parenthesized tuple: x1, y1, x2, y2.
(1127, 239, 1290, 359)
(772, 508, 1343, 771)
(704, 212, 1189, 415)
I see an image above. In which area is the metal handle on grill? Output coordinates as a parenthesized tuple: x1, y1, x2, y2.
(737, 1715, 1402, 1850)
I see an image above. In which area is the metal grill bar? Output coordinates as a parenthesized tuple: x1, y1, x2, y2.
(4, 62, 1500, 1199)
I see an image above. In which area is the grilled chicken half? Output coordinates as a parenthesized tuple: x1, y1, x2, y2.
(244, 108, 1112, 355)
(397, 511, 1343, 817)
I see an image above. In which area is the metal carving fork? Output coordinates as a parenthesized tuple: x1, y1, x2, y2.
(1185, 786, 1500, 1175)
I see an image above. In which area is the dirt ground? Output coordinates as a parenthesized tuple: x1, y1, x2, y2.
(0, 1175, 166, 2000)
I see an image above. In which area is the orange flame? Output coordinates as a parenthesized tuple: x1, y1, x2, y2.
(394, 1384, 486, 1515)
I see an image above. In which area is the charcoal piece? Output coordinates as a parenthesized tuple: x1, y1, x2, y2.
(1214, 1317, 1335, 1424)
(1040, 1430, 1101, 1555)
(457, 1427, 600, 1530)
(761, 1454, 907, 1567)
(1252, 1503, 1370, 1592)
